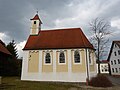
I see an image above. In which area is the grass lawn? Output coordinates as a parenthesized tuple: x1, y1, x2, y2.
(0, 77, 75, 90)
(0, 76, 120, 90)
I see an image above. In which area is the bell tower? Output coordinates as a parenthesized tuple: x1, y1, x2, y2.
(30, 13, 42, 35)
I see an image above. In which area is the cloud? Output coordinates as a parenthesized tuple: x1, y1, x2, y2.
(0, 0, 120, 58)
(16, 40, 26, 58)
(111, 18, 120, 29)
(0, 33, 7, 40)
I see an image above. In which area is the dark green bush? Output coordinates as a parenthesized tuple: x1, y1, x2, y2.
(88, 74, 113, 87)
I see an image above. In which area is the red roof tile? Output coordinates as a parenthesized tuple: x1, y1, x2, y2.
(30, 14, 42, 24)
(0, 40, 12, 55)
(23, 28, 94, 50)
(101, 60, 108, 63)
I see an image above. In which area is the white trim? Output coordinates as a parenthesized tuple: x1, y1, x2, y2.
(73, 49, 82, 65)
(39, 50, 42, 73)
(68, 50, 72, 73)
(53, 50, 56, 73)
(88, 49, 93, 65)
(43, 50, 52, 65)
(86, 49, 90, 80)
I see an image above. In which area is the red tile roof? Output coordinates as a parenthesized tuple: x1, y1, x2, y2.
(101, 60, 108, 63)
(23, 28, 94, 50)
(30, 14, 42, 24)
(0, 40, 11, 55)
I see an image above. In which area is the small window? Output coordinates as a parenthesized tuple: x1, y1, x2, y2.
(105, 69, 108, 72)
(114, 60, 116, 64)
(114, 52, 117, 56)
(74, 50, 80, 63)
(111, 61, 113, 65)
(115, 68, 118, 73)
(118, 50, 120, 55)
(59, 52, 65, 63)
(45, 53, 51, 63)
(112, 68, 114, 72)
(34, 21, 36, 24)
(29, 55, 31, 58)
(118, 59, 120, 64)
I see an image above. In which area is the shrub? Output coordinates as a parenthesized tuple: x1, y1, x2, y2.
(88, 74, 113, 87)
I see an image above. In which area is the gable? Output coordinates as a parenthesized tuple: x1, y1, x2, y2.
(23, 28, 94, 50)
(0, 40, 11, 55)
(107, 41, 120, 61)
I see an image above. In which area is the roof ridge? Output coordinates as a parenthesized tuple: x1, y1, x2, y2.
(40, 28, 80, 32)
(79, 30, 88, 48)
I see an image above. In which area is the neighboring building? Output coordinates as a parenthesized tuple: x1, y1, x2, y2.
(21, 14, 97, 82)
(0, 40, 12, 75)
(108, 41, 120, 75)
(96, 60, 109, 74)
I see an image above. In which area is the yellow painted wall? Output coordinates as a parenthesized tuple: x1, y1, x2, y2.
(31, 22, 37, 34)
(56, 51, 68, 72)
(90, 51, 95, 72)
(28, 51, 39, 72)
(72, 49, 86, 73)
(42, 51, 53, 72)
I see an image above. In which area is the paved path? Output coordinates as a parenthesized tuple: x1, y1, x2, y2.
(107, 75, 120, 85)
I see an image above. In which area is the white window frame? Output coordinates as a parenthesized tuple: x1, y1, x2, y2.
(44, 50, 52, 65)
(58, 50, 66, 65)
(73, 49, 82, 65)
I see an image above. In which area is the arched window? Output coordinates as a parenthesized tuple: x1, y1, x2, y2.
(45, 53, 51, 63)
(74, 50, 80, 63)
(89, 51, 92, 64)
(59, 52, 65, 63)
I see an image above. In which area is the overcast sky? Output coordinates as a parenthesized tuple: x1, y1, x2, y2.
(0, 0, 120, 59)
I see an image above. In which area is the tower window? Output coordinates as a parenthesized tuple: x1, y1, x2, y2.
(34, 21, 36, 24)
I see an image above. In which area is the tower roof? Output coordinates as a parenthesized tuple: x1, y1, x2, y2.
(30, 14, 42, 24)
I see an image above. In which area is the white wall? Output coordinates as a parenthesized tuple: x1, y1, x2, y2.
(96, 63, 109, 74)
(21, 49, 97, 82)
(110, 44, 120, 75)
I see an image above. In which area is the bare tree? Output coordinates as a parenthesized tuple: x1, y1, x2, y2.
(89, 18, 111, 74)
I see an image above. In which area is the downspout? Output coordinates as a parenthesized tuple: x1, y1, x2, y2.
(86, 48, 89, 82)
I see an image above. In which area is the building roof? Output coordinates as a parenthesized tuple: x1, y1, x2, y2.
(101, 60, 108, 63)
(0, 40, 12, 55)
(107, 41, 120, 61)
(23, 28, 94, 50)
(30, 14, 42, 24)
